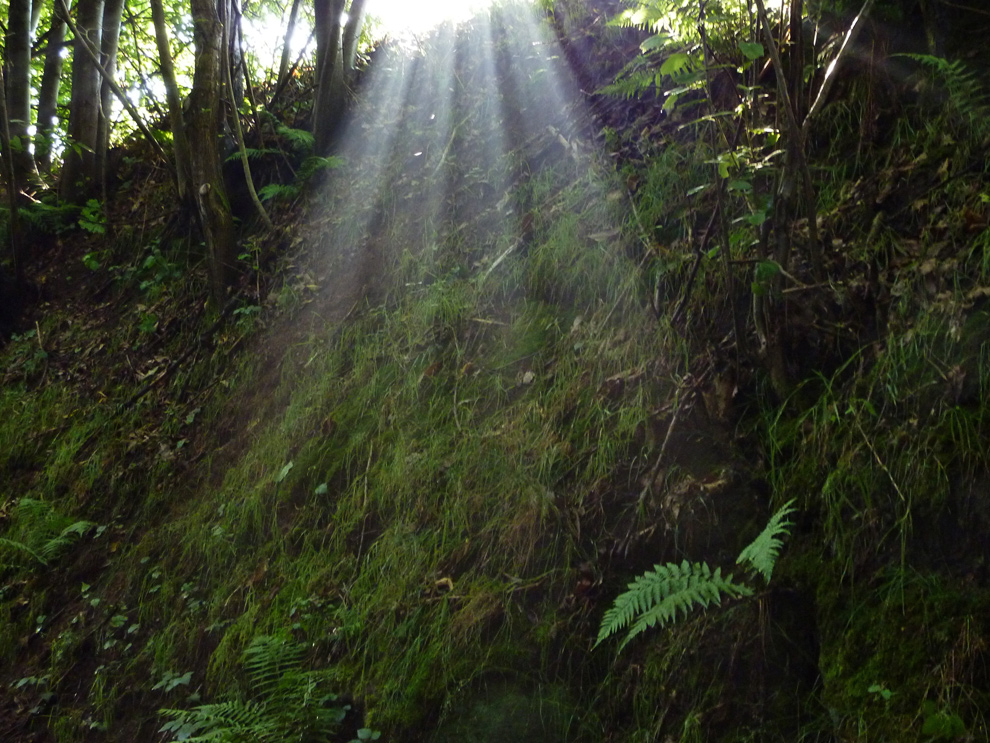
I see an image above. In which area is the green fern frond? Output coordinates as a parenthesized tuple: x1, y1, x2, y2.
(0, 498, 95, 567)
(276, 125, 316, 154)
(0, 537, 46, 565)
(224, 147, 278, 163)
(736, 499, 796, 583)
(298, 155, 345, 183)
(598, 68, 664, 100)
(596, 560, 752, 650)
(242, 634, 304, 699)
(258, 183, 300, 202)
(160, 635, 354, 743)
(160, 700, 273, 742)
(894, 54, 989, 127)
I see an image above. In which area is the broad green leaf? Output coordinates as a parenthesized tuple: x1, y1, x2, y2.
(739, 41, 764, 61)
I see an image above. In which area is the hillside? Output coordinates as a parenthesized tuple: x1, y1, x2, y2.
(3, 1, 990, 742)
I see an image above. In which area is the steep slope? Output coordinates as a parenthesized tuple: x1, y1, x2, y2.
(3, 1, 990, 742)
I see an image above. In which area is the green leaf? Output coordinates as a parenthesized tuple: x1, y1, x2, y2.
(276, 462, 294, 484)
(596, 560, 752, 651)
(660, 52, 694, 79)
(753, 260, 781, 284)
(736, 499, 796, 583)
(640, 33, 671, 54)
(739, 41, 764, 61)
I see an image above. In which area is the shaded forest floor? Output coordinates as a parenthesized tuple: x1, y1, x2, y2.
(3, 2, 990, 742)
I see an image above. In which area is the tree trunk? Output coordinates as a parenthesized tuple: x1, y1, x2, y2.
(4, 0, 40, 194)
(95, 0, 126, 194)
(60, 0, 105, 203)
(0, 66, 25, 280)
(341, 0, 367, 83)
(277, 0, 303, 88)
(30, 0, 45, 35)
(189, 0, 237, 297)
(149, 0, 192, 200)
(312, 0, 346, 154)
(36, 2, 69, 174)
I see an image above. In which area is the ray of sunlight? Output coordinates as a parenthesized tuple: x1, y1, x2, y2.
(368, 0, 497, 35)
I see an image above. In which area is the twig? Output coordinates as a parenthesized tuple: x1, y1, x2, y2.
(638, 389, 686, 506)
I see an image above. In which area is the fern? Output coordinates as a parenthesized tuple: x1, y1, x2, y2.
(224, 147, 279, 163)
(894, 54, 990, 129)
(595, 561, 752, 650)
(276, 125, 316, 155)
(0, 498, 95, 568)
(596, 500, 797, 652)
(736, 499, 796, 583)
(242, 634, 304, 699)
(298, 155, 345, 182)
(258, 183, 300, 202)
(160, 635, 357, 743)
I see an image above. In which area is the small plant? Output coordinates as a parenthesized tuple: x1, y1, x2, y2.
(596, 499, 795, 651)
(921, 700, 966, 741)
(78, 199, 106, 234)
(160, 634, 379, 743)
(0, 498, 96, 569)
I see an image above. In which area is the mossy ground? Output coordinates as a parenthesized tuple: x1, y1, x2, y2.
(3, 2, 990, 742)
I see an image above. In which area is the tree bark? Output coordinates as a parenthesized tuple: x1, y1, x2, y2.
(95, 0, 126, 194)
(60, 0, 105, 203)
(341, 0, 367, 82)
(4, 0, 40, 193)
(0, 65, 25, 280)
(189, 0, 237, 297)
(36, 2, 70, 174)
(149, 0, 192, 199)
(312, 0, 346, 154)
(277, 0, 303, 88)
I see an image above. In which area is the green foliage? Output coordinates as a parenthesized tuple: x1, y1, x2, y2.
(259, 156, 345, 202)
(160, 634, 375, 743)
(14, 201, 77, 235)
(78, 199, 107, 234)
(597, 500, 796, 651)
(596, 561, 752, 651)
(895, 54, 989, 129)
(736, 498, 796, 583)
(0, 498, 96, 568)
(277, 125, 317, 155)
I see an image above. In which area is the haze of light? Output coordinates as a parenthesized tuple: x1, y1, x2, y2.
(368, 0, 495, 34)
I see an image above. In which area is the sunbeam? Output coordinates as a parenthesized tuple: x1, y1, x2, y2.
(307, 0, 608, 322)
(368, 0, 497, 35)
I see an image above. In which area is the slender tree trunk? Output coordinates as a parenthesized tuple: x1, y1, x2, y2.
(5, 0, 40, 193)
(149, 0, 192, 199)
(341, 0, 367, 82)
(277, 0, 303, 88)
(95, 0, 126, 194)
(312, 0, 346, 154)
(189, 0, 236, 296)
(30, 0, 45, 35)
(0, 66, 25, 280)
(225, 0, 244, 116)
(60, 0, 105, 203)
(36, 2, 70, 174)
